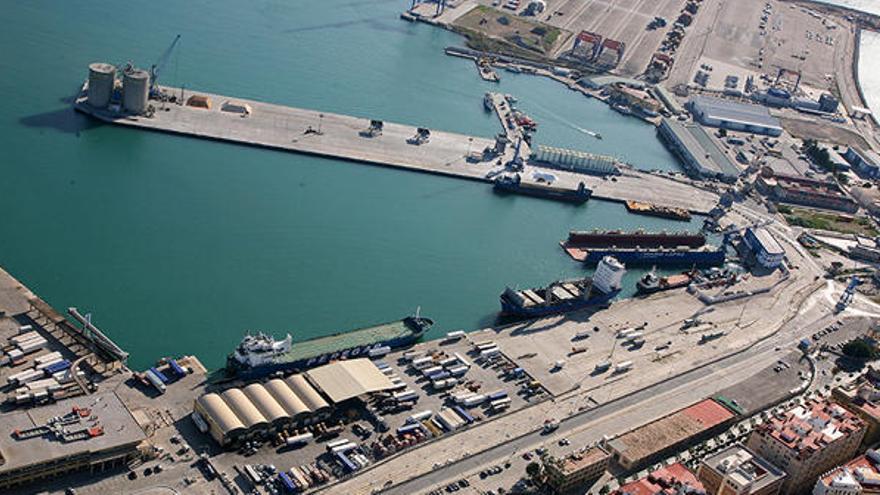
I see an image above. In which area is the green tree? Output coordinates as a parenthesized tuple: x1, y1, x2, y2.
(526, 461, 542, 480)
(842, 340, 877, 359)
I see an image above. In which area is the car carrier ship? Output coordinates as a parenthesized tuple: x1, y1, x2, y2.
(500, 256, 625, 318)
(225, 313, 433, 379)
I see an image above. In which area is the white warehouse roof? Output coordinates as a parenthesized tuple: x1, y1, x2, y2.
(690, 95, 782, 131)
(306, 358, 395, 403)
(749, 227, 784, 256)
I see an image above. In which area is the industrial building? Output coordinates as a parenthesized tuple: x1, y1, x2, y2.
(605, 399, 736, 471)
(654, 85, 685, 115)
(192, 358, 393, 447)
(529, 145, 620, 176)
(614, 463, 705, 495)
(0, 391, 147, 490)
(813, 449, 880, 495)
(697, 445, 786, 495)
(544, 446, 610, 493)
(658, 118, 740, 183)
(755, 170, 858, 213)
(746, 399, 866, 495)
(689, 96, 783, 137)
(744, 227, 785, 269)
(843, 147, 880, 180)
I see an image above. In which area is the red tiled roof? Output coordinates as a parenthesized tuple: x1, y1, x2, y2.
(616, 463, 705, 495)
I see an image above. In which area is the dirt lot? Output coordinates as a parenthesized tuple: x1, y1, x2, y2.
(454, 5, 567, 56)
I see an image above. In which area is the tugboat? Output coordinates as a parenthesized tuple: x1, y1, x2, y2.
(500, 256, 625, 318)
(636, 267, 696, 295)
(483, 92, 494, 112)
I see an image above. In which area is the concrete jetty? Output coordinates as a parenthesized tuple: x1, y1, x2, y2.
(74, 85, 718, 213)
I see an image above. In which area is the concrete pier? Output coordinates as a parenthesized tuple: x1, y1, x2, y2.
(74, 86, 719, 213)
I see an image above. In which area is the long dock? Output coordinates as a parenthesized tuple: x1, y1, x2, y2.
(74, 86, 719, 213)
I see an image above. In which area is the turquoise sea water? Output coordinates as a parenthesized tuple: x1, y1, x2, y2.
(0, 0, 696, 370)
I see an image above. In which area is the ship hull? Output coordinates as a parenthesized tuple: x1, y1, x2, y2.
(493, 182, 591, 204)
(636, 276, 692, 294)
(225, 317, 432, 380)
(583, 249, 724, 266)
(500, 289, 619, 318)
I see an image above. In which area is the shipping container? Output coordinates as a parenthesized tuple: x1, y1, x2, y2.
(168, 359, 187, 377)
(368, 346, 391, 358)
(393, 390, 418, 402)
(42, 360, 71, 374)
(330, 442, 356, 454)
(463, 394, 486, 408)
(615, 361, 634, 373)
(487, 390, 508, 401)
(453, 405, 475, 423)
(244, 464, 263, 485)
(491, 398, 512, 411)
(453, 352, 471, 368)
(144, 369, 167, 394)
(445, 330, 465, 340)
(453, 392, 475, 404)
(17, 338, 47, 354)
(34, 352, 62, 366)
(149, 367, 170, 384)
(421, 366, 443, 377)
(325, 438, 351, 450)
(7, 368, 43, 385)
(448, 365, 469, 377)
(480, 348, 500, 359)
(17, 325, 33, 335)
(406, 410, 433, 423)
(396, 423, 423, 435)
(285, 432, 313, 447)
(11, 331, 39, 345)
(278, 472, 297, 493)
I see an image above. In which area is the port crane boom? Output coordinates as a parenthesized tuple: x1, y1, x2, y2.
(150, 34, 181, 96)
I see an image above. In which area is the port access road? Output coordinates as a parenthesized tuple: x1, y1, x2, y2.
(75, 89, 719, 214)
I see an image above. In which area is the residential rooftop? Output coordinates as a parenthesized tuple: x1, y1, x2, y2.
(702, 445, 786, 493)
(757, 399, 864, 460)
(616, 462, 705, 495)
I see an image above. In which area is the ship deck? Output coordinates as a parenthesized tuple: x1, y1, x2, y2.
(276, 319, 417, 364)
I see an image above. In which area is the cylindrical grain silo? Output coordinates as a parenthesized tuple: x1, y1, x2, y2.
(87, 63, 116, 109)
(122, 68, 150, 114)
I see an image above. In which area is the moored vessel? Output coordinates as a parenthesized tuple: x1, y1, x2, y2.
(225, 313, 433, 379)
(500, 256, 625, 318)
(493, 174, 592, 204)
(625, 200, 691, 221)
(636, 267, 696, 294)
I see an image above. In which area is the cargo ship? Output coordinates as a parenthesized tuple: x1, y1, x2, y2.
(500, 256, 625, 318)
(625, 200, 692, 221)
(636, 268, 696, 295)
(493, 174, 592, 204)
(575, 245, 725, 266)
(564, 230, 705, 251)
(224, 314, 433, 379)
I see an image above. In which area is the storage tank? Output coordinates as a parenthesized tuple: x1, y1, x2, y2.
(122, 68, 150, 114)
(87, 63, 116, 109)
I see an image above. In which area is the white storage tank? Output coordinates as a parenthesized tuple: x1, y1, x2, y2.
(123, 68, 150, 114)
(87, 62, 116, 109)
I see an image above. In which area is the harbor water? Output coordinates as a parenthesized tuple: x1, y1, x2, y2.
(1, 0, 696, 370)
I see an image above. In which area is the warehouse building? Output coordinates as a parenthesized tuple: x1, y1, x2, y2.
(605, 399, 736, 471)
(192, 358, 393, 447)
(689, 96, 783, 137)
(697, 445, 786, 495)
(0, 391, 147, 490)
(658, 118, 741, 183)
(755, 170, 858, 213)
(843, 147, 880, 180)
(744, 227, 785, 269)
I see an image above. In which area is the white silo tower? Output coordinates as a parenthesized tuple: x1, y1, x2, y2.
(122, 68, 150, 114)
(87, 63, 116, 109)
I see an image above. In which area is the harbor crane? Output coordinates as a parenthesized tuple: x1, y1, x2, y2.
(149, 34, 181, 98)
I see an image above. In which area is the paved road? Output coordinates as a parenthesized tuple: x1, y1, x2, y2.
(383, 281, 837, 495)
